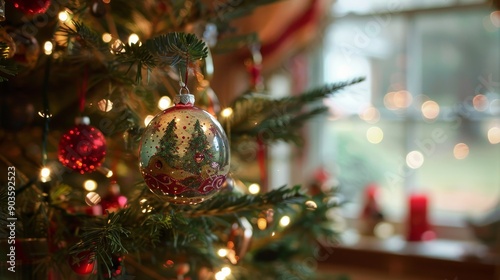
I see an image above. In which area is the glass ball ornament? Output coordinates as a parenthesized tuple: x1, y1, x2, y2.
(68, 251, 95, 275)
(10, 30, 40, 69)
(12, 0, 51, 15)
(58, 118, 107, 174)
(139, 93, 230, 204)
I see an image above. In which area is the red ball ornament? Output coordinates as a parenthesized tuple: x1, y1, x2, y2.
(11, 0, 51, 15)
(102, 255, 124, 279)
(139, 93, 230, 204)
(58, 119, 106, 174)
(68, 251, 95, 275)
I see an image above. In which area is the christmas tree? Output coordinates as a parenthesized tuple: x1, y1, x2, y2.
(0, 1, 362, 279)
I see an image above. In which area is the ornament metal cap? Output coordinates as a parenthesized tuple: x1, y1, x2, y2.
(174, 93, 195, 105)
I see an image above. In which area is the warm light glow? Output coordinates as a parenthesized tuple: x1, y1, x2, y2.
(271, 231, 276, 236)
(38, 111, 53, 118)
(472, 94, 488, 111)
(40, 167, 51, 182)
(217, 249, 228, 257)
(221, 108, 233, 118)
(98, 99, 113, 112)
(221, 267, 231, 276)
(44, 41, 53, 55)
(491, 11, 500, 28)
(144, 115, 154, 126)
(158, 96, 172, 110)
(406, 151, 424, 169)
(128, 33, 140, 45)
(279, 216, 291, 227)
(366, 126, 384, 144)
(102, 33, 112, 43)
(103, 0, 110, 3)
(305, 200, 318, 210)
(359, 106, 380, 123)
(374, 222, 395, 239)
(215, 271, 226, 280)
(393, 90, 413, 109)
(58, 10, 70, 22)
(453, 143, 469, 160)
(383, 92, 397, 110)
(421, 100, 440, 120)
(40, 167, 51, 178)
(83, 180, 98, 191)
(488, 127, 500, 144)
(248, 183, 260, 194)
(106, 170, 114, 178)
(257, 217, 267, 230)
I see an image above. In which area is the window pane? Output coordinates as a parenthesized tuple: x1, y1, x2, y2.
(320, 7, 499, 224)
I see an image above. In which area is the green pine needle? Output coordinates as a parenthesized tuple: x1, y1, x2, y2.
(145, 32, 208, 67)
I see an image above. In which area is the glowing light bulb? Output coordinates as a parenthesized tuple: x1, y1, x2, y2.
(128, 33, 140, 45)
(248, 183, 260, 194)
(106, 170, 114, 178)
(58, 10, 71, 22)
(221, 267, 231, 276)
(83, 180, 98, 191)
(257, 218, 267, 230)
(217, 249, 228, 257)
(221, 108, 233, 118)
(44, 41, 53, 55)
(279, 216, 291, 227)
(40, 167, 51, 178)
(102, 33, 112, 43)
(158, 96, 172, 110)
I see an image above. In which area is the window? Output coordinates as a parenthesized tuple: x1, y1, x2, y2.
(319, 1, 500, 226)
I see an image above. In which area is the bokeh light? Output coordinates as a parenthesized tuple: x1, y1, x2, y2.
(366, 126, 384, 144)
(406, 151, 424, 169)
(453, 143, 469, 159)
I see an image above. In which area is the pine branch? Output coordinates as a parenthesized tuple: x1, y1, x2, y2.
(145, 32, 208, 68)
(187, 185, 306, 217)
(59, 21, 109, 53)
(243, 106, 329, 144)
(222, 77, 365, 143)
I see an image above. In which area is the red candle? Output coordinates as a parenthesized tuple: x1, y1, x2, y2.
(406, 193, 435, 241)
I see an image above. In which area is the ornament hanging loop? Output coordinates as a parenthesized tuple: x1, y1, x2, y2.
(179, 84, 190, 95)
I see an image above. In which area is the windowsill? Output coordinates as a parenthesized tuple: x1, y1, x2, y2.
(320, 234, 499, 280)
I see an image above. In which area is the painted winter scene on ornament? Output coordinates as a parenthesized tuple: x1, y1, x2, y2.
(139, 96, 230, 205)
